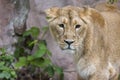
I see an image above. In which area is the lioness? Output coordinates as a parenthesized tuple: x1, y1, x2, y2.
(45, 5, 120, 80)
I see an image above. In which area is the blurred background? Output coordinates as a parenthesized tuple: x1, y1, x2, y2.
(0, 0, 120, 80)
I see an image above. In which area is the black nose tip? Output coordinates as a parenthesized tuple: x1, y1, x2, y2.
(64, 40, 74, 45)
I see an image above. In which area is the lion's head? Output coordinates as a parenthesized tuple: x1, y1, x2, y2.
(45, 6, 105, 52)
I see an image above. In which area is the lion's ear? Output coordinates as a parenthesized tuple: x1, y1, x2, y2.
(45, 7, 59, 22)
(80, 7, 105, 27)
(82, 6, 91, 16)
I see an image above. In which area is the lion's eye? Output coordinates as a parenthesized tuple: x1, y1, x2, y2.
(75, 24, 81, 29)
(59, 24, 64, 28)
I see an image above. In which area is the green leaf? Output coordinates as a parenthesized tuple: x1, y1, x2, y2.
(4, 71, 11, 79)
(10, 78, 15, 80)
(28, 40, 38, 47)
(14, 47, 24, 58)
(0, 72, 6, 79)
(0, 66, 11, 71)
(32, 40, 50, 58)
(38, 41, 47, 50)
(0, 62, 5, 66)
(23, 27, 40, 38)
(0, 71, 11, 79)
(33, 49, 46, 58)
(31, 58, 51, 67)
(4, 55, 14, 62)
(23, 29, 33, 37)
(44, 65, 55, 77)
(0, 54, 14, 62)
(33, 41, 47, 58)
(0, 48, 6, 54)
(31, 58, 44, 67)
(10, 71, 17, 78)
(41, 58, 51, 66)
(27, 55, 34, 61)
(30, 27, 40, 38)
(15, 57, 27, 68)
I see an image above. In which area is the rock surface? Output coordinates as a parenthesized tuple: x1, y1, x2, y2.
(0, 0, 30, 53)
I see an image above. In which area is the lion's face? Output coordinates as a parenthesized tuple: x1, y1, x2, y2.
(50, 16, 87, 51)
(45, 6, 104, 52)
(46, 6, 88, 51)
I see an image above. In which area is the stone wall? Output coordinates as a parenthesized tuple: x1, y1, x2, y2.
(0, 0, 29, 53)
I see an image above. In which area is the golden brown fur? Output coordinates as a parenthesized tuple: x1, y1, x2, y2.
(45, 5, 120, 80)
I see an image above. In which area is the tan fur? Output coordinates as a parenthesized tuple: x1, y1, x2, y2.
(95, 2, 118, 12)
(45, 5, 120, 80)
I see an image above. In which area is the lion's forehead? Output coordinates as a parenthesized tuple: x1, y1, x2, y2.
(59, 7, 79, 17)
(56, 7, 84, 25)
(58, 16, 84, 25)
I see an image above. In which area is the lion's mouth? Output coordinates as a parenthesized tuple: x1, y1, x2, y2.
(59, 43, 76, 50)
(61, 47, 76, 54)
(61, 45, 76, 50)
(63, 48, 75, 50)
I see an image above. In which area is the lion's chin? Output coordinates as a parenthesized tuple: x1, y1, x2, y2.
(61, 49, 76, 55)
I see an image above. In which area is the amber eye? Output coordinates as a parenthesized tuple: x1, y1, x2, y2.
(59, 24, 64, 28)
(75, 24, 81, 29)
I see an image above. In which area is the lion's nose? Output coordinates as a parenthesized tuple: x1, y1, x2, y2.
(64, 40, 74, 45)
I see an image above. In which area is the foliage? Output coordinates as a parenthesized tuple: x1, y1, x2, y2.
(15, 27, 63, 78)
(14, 27, 64, 80)
(0, 48, 17, 80)
(0, 27, 63, 80)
